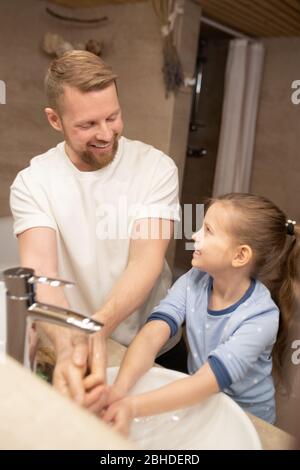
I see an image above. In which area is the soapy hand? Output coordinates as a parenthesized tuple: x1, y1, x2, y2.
(102, 397, 136, 437)
(82, 332, 109, 413)
(105, 382, 128, 406)
(53, 330, 107, 408)
(52, 331, 88, 403)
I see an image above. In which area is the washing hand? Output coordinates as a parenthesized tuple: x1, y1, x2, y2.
(82, 331, 108, 413)
(52, 331, 88, 403)
(102, 397, 136, 437)
(53, 330, 107, 408)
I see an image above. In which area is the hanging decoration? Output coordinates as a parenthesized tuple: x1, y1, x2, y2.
(152, 0, 184, 96)
(45, 6, 108, 23)
(43, 0, 186, 95)
(42, 32, 103, 57)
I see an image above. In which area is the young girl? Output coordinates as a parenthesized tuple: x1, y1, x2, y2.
(102, 193, 300, 435)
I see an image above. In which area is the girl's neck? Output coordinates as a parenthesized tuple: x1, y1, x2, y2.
(209, 272, 252, 311)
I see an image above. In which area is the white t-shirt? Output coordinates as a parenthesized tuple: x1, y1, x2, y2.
(10, 137, 181, 349)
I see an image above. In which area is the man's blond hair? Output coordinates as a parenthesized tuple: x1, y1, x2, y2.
(45, 50, 117, 112)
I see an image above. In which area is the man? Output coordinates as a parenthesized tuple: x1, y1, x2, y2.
(10, 51, 184, 409)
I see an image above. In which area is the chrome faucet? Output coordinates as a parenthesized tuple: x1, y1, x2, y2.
(3, 267, 103, 365)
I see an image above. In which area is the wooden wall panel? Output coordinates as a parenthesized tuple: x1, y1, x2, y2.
(48, 0, 147, 8)
(196, 0, 300, 36)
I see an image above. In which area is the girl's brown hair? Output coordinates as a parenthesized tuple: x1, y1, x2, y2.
(209, 193, 300, 381)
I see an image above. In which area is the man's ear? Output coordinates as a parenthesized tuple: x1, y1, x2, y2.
(45, 107, 63, 132)
(232, 244, 252, 268)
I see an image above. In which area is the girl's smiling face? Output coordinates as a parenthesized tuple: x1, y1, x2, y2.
(191, 202, 241, 276)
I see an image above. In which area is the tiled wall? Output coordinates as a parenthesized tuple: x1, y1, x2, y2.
(0, 0, 201, 270)
(251, 38, 300, 222)
(0, 0, 199, 217)
(251, 38, 300, 433)
(174, 38, 229, 274)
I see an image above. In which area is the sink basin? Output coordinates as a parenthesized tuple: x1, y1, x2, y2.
(107, 367, 262, 450)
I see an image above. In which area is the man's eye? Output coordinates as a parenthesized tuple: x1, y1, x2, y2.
(79, 123, 94, 129)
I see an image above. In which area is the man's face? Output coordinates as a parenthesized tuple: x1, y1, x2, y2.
(48, 83, 124, 171)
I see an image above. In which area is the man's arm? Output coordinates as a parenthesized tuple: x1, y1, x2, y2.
(92, 218, 174, 338)
(18, 227, 90, 402)
(18, 227, 69, 345)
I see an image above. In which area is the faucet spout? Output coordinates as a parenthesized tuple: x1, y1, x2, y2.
(3, 267, 103, 365)
(28, 302, 102, 333)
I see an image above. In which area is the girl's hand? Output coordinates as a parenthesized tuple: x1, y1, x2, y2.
(102, 398, 136, 437)
(105, 382, 128, 407)
(83, 382, 109, 414)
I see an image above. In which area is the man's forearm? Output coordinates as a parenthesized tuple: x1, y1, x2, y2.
(93, 256, 164, 338)
(18, 228, 73, 350)
(35, 283, 72, 350)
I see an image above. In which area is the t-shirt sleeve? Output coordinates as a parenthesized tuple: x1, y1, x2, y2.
(146, 271, 188, 336)
(132, 155, 180, 222)
(10, 171, 57, 236)
(208, 305, 279, 384)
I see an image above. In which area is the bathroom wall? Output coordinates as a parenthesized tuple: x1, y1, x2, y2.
(0, 217, 19, 271)
(174, 30, 230, 275)
(0, 0, 169, 216)
(251, 38, 300, 222)
(250, 38, 300, 434)
(0, 0, 201, 268)
(0, 0, 200, 217)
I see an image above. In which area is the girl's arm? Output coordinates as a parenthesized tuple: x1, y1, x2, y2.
(103, 362, 219, 435)
(110, 269, 191, 400)
(128, 361, 219, 416)
(107, 320, 172, 403)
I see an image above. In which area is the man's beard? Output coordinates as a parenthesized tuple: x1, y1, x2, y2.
(79, 134, 119, 170)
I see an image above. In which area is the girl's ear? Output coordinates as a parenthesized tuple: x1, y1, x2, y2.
(232, 245, 252, 268)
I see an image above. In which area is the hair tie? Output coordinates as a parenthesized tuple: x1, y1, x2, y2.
(285, 219, 296, 236)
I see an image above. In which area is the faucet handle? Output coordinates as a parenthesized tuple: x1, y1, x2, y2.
(28, 275, 75, 288)
(3, 268, 75, 302)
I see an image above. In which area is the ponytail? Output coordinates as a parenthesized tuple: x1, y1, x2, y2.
(209, 193, 300, 383)
(273, 225, 300, 381)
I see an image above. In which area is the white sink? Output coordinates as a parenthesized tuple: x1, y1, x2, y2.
(107, 367, 262, 450)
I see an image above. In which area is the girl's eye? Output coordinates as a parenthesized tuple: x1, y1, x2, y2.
(107, 116, 117, 122)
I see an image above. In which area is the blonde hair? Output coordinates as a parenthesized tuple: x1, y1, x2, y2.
(208, 193, 300, 381)
(44, 50, 117, 112)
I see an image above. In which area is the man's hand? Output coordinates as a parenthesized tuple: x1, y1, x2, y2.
(53, 330, 108, 409)
(82, 332, 108, 413)
(52, 331, 88, 404)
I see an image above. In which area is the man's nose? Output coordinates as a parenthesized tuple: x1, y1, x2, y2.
(95, 123, 113, 142)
